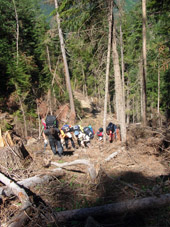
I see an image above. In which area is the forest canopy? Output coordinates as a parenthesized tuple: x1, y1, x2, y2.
(0, 0, 169, 135)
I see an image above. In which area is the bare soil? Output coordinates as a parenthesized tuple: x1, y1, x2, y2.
(0, 112, 170, 227)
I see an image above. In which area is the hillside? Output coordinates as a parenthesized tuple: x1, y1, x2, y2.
(0, 107, 170, 226)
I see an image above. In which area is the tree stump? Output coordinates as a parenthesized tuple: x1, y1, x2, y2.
(0, 133, 32, 169)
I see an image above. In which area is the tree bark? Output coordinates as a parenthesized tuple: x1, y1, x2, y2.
(53, 193, 170, 223)
(0, 172, 64, 197)
(51, 159, 96, 180)
(112, 13, 126, 142)
(12, 0, 19, 65)
(0, 172, 31, 210)
(142, 0, 147, 125)
(103, 0, 113, 143)
(54, 0, 76, 123)
(157, 63, 160, 114)
(118, 0, 125, 103)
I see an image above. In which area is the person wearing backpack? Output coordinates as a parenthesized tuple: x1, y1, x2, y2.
(60, 124, 75, 149)
(42, 114, 63, 157)
(106, 122, 117, 143)
(96, 127, 103, 141)
(72, 124, 84, 133)
(88, 125, 95, 135)
(74, 130, 90, 147)
(83, 126, 94, 139)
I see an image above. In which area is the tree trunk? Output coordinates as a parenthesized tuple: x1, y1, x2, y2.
(142, 0, 147, 125)
(52, 193, 170, 223)
(54, 0, 76, 123)
(12, 0, 28, 138)
(0, 172, 31, 210)
(103, 0, 113, 143)
(12, 0, 19, 65)
(51, 159, 96, 180)
(157, 63, 160, 114)
(112, 13, 126, 142)
(126, 80, 130, 124)
(118, 0, 125, 103)
(0, 172, 64, 197)
(18, 95, 28, 138)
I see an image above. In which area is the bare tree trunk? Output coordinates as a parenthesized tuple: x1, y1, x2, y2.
(12, 0, 19, 65)
(53, 193, 170, 223)
(142, 0, 147, 125)
(46, 45, 52, 73)
(126, 80, 130, 124)
(112, 14, 126, 142)
(18, 96, 28, 138)
(54, 0, 76, 123)
(120, 24, 125, 101)
(132, 96, 135, 123)
(118, 0, 125, 102)
(103, 0, 113, 143)
(0, 172, 31, 210)
(157, 64, 160, 114)
(36, 101, 41, 139)
(12, 0, 28, 138)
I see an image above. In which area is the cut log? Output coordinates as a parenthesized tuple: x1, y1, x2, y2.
(51, 159, 96, 180)
(1, 171, 64, 227)
(105, 150, 121, 162)
(0, 171, 64, 197)
(53, 193, 170, 223)
(0, 172, 31, 210)
(6, 207, 32, 227)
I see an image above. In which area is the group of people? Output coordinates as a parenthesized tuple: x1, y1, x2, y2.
(41, 114, 120, 157)
(97, 122, 121, 143)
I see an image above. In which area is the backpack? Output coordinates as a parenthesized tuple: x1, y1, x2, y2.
(88, 125, 94, 134)
(72, 125, 80, 132)
(97, 131, 103, 137)
(61, 124, 70, 133)
(83, 127, 94, 139)
(45, 115, 58, 129)
(107, 122, 117, 133)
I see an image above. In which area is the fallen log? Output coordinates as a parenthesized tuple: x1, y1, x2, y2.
(53, 193, 170, 223)
(0, 172, 31, 210)
(51, 159, 96, 180)
(1, 171, 64, 227)
(105, 150, 121, 162)
(0, 171, 64, 197)
(4, 207, 32, 227)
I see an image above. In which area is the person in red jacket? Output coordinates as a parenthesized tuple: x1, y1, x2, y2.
(96, 127, 103, 141)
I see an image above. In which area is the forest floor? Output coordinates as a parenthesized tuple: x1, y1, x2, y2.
(0, 111, 170, 227)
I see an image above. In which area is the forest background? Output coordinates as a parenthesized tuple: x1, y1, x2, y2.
(0, 0, 169, 138)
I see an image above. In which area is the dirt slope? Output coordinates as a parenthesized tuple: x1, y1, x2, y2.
(1, 111, 170, 227)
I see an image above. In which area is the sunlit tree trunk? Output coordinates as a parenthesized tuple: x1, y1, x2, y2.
(112, 11, 126, 142)
(157, 63, 160, 114)
(54, 0, 76, 123)
(12, 0, 28, 138)
(142, 0, 147, 125)
(118, 0, 125, 104)
(12, 0, 19, 64)
(103, 0, 113, 143)
(126, 80, 130, 124)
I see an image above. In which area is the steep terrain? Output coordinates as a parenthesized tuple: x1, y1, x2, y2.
(0, 110, 170, 226)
